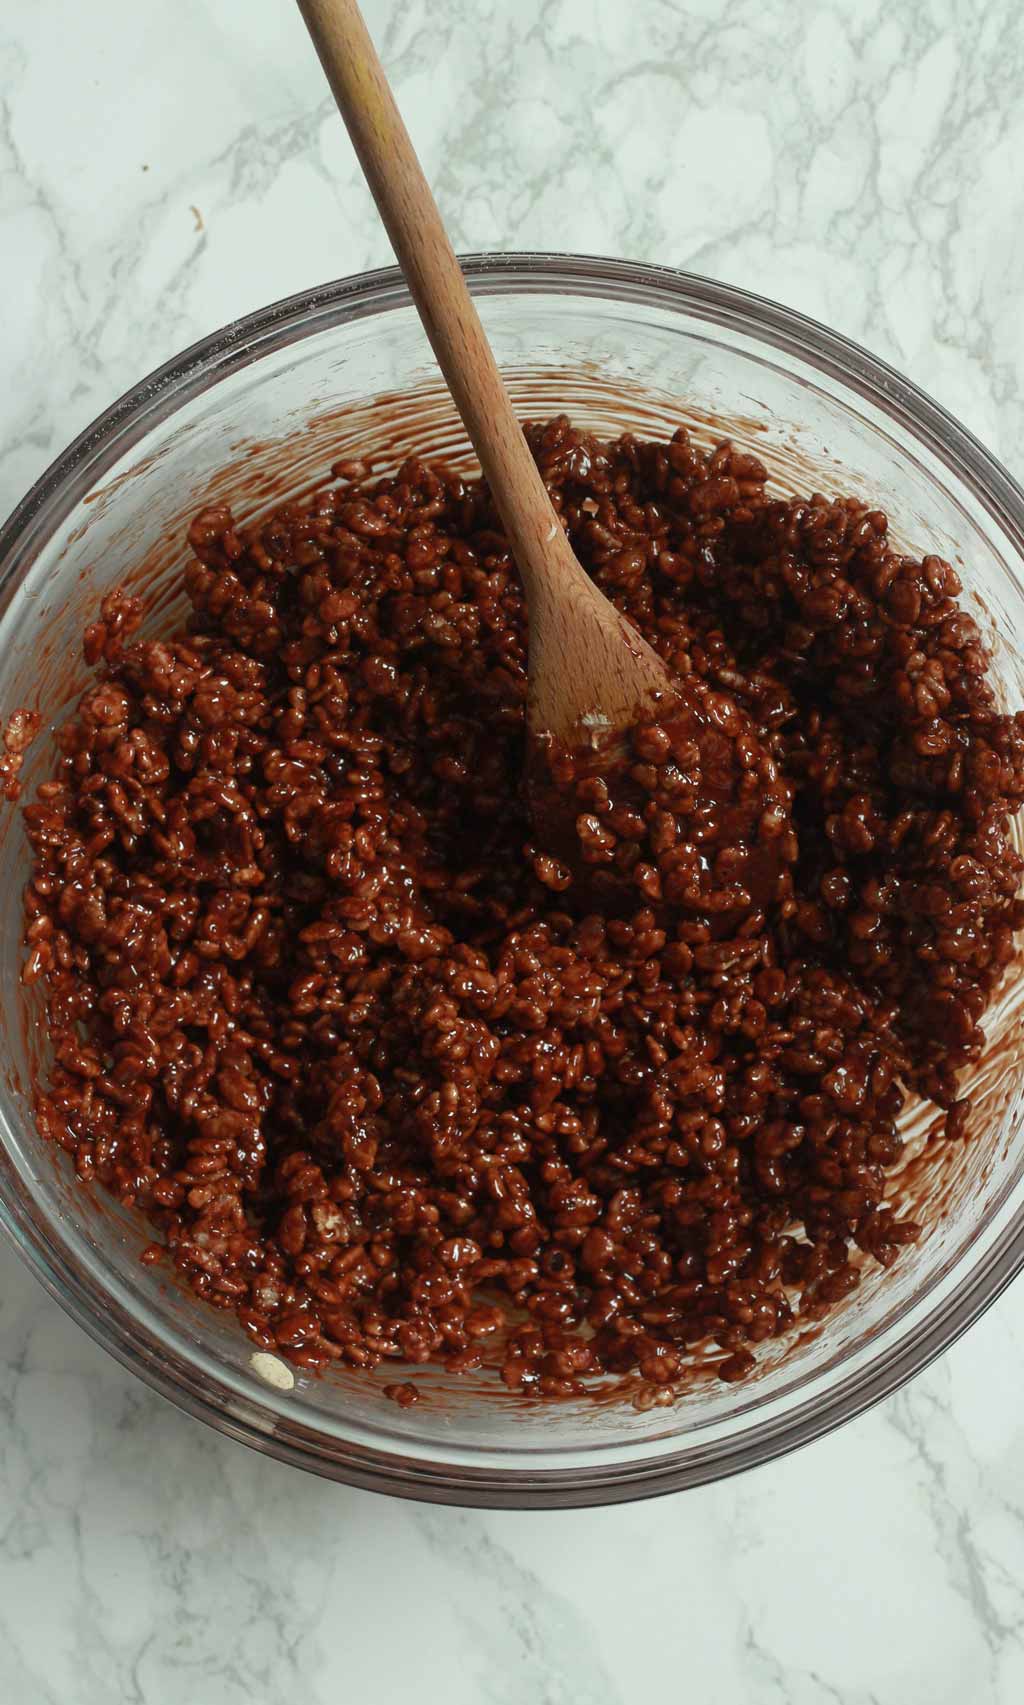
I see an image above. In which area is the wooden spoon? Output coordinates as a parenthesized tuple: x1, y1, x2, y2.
(295, 0, 675, 756)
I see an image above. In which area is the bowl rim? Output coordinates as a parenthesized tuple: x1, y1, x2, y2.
(2, 248, 1024, 1508)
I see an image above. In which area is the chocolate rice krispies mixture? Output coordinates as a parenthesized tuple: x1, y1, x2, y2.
(22, 416, 1024, 1397)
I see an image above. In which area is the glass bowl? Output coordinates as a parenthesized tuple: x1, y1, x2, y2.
(1, 253, 1023, 1509)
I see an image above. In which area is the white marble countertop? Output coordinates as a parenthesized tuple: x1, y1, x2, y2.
(3, 0, 1024, 1699)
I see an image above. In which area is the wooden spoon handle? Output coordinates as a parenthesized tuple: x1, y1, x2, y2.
(296, 0, 574, 599)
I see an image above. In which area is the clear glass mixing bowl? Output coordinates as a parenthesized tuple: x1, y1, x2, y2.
(1, 254, 1023, 1508)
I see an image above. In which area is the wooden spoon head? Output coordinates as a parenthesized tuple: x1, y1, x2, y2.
(523, 550, 681, 877)
(525, 540, 675, 751)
